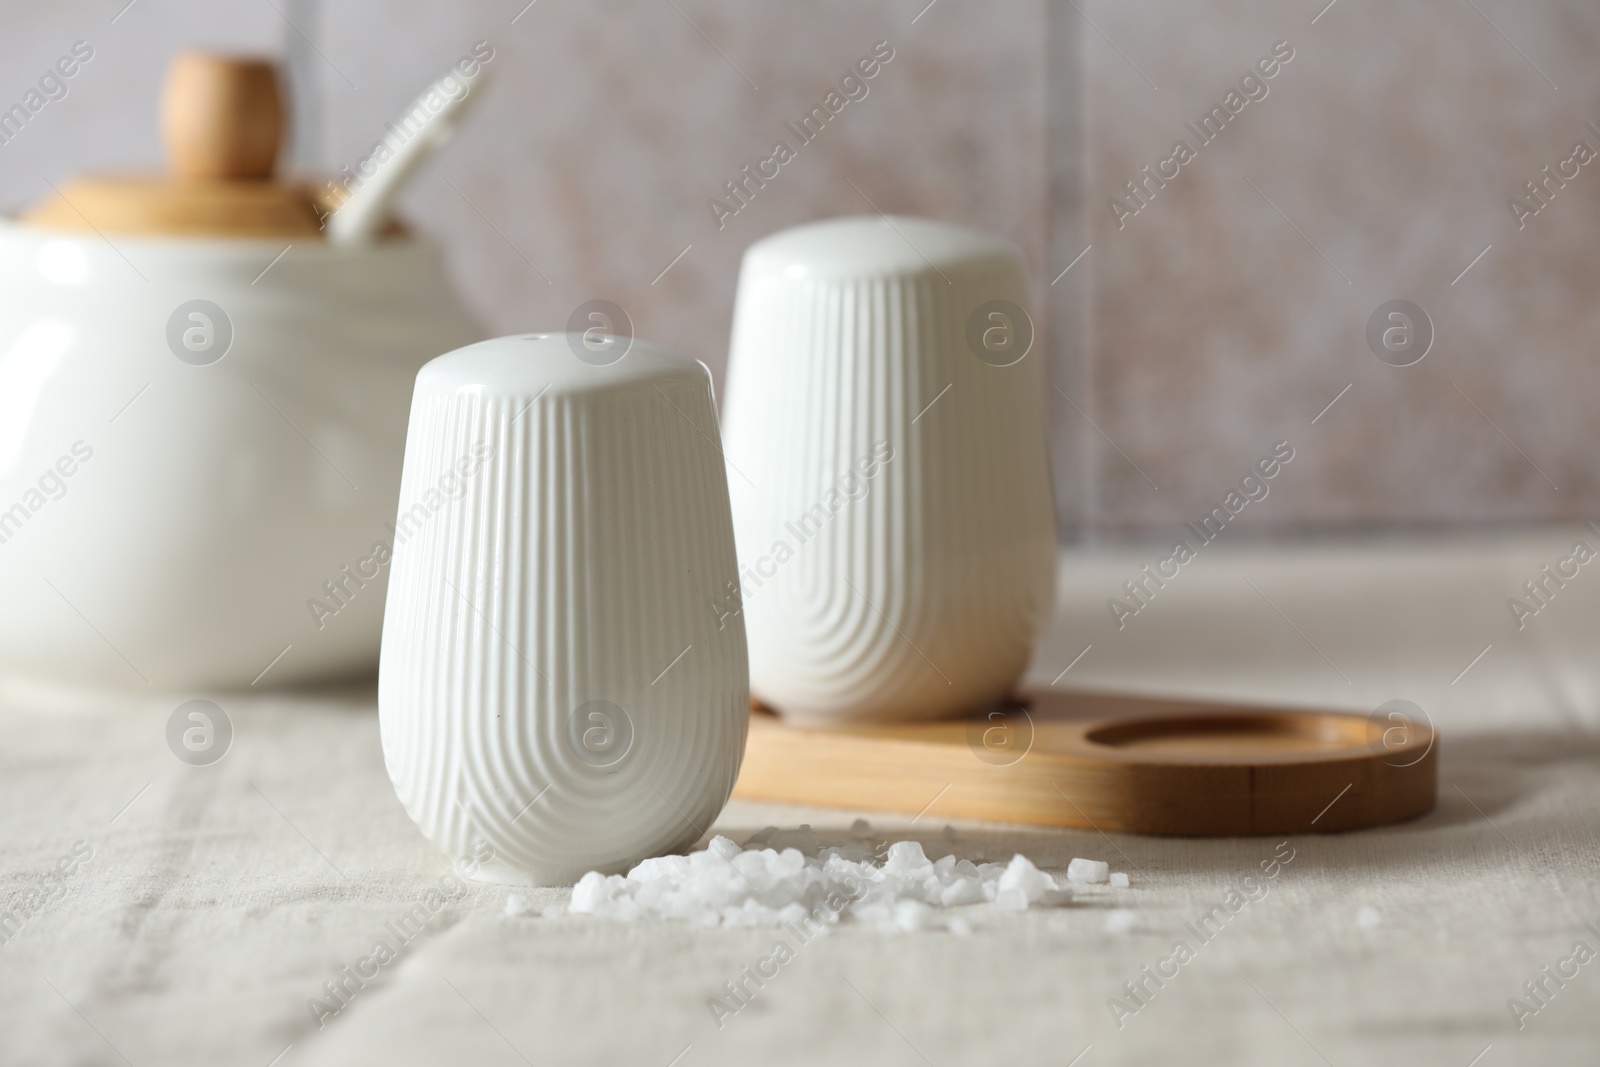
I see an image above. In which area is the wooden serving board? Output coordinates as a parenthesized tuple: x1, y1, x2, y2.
(732, 690, 1437, 836)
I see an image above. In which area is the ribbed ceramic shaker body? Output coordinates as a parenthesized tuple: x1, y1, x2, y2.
(721, 216, 1056, 723)
(378, 334, 749, 885)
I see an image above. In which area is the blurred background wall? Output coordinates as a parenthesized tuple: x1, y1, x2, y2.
(3, 0, 1595, 542)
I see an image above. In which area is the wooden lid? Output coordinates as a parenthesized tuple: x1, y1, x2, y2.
(734, 690, 1437, 836)
(21, 52, 332, 238)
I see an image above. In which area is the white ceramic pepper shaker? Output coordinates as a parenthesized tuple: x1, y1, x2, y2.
(721, 216, 1057, 724)
(378, 333, 749, 885)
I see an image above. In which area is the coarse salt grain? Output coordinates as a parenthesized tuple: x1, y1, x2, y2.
(566, 833, 1069, 931)
(504, 893, 534, 917)
(1109, 872, 1130, 888)
(1067, 857, 1110, 884)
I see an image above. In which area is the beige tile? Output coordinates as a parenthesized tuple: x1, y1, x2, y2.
(1081, 0, 1600, 535)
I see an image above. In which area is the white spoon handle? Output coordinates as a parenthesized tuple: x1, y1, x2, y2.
(327, 68, 487, 246)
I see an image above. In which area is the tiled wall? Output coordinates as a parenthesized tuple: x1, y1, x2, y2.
(1080, 0, 1600, 539)
(3, 0, 1595, 541)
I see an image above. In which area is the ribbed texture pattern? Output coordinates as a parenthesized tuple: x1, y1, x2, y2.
(379, 345, 748, 885)
(722, 236, 1056, 723)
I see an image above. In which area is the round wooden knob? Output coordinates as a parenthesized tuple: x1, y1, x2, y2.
(161, 52, 283, 181)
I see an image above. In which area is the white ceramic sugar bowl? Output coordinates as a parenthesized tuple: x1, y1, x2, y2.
(378, 333, 750, 885)
(0, 53, 484, 691)
(0, 228, 481, 691)
(721, 215, 1058, 724)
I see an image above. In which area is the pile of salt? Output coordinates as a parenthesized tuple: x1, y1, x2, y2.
(565, 833, 1069, 931)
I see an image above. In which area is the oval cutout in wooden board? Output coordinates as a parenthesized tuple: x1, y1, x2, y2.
(733, 690, 1437, 836)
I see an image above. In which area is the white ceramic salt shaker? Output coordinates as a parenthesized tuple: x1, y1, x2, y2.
(378, 333, 749, 885)
(721, 216, 1057, 724)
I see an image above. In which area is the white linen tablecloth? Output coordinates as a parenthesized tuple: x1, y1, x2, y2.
(2, 533, 1598, 1066)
